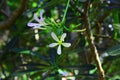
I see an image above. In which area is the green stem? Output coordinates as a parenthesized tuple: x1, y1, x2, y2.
(61, 0, 70, 24)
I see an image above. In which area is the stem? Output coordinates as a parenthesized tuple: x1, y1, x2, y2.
(0, 0, 28, 30)
(61, 0, 70, 24)
(70, 0, 83, 15)
(83, 1, 105, 80)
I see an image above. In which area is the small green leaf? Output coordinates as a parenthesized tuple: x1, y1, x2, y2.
(19, 63, 49, 68)
(64, 64, 95, 71)
(104, 44, 120, 62)
(113, 11, 119, 24)
(31, 51, 49, 61)
(12, 68, 40, 76)
(104, 55, 120, 62)
(11, 48, 31, 54)
(113, 24, 120, 30)
(106, 44, 120, 56)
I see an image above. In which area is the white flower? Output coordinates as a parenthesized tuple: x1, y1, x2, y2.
(27, 10, 46, 29)
(49, 32, 71, 55)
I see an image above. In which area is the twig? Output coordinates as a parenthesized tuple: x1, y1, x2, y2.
(82, 1, 105, 80)
(94, 12, 111, 43)
(70, 0, 83, 15)
(104, 62, 112, 74)
(0, 0, 28, 30)
(0, 0, 10, 17)
(70, 0, 106, 79)
(0, 9, 9, 17)
(94, 34, 112, 38)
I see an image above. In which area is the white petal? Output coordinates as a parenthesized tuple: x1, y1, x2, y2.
(61, 71, 69, 76)
(40, 10, 44, 21)
(57, 45, 61, 55)
(49, 43, 58, 47)
(34, 13, 40, 22)
(62, 43, 71, 47)
(60, 33, 66, 41)
(27, 23, 41, 27)
(32, 26, 42, 29)
(51, 32, 59, 42)
(27, 23, 43, 29)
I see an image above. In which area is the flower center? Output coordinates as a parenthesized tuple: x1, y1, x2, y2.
(58, 40, 62, 45)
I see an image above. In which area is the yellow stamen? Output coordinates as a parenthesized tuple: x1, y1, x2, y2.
(58, 40, 62, 45)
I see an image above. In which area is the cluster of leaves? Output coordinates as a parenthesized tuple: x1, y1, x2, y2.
(0, 0, 120, 80)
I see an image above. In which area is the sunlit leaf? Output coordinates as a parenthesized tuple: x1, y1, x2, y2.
(11, 48, 31, 54)
(113, 24, 120, 30)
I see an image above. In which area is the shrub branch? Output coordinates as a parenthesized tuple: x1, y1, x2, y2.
(70, 0, 105, 80)
(0, 0, 28, 30)
(83, 1, 105, 80)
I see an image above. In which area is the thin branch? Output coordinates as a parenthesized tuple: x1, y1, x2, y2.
(0, 0, 28, 30)
(70, 0, 105, 79)
(70, 0, 83, 15)
(94, 34, 112, 38)
(82, 1, 105, 80)
(0, 9, 9, 17)
(94, 12, 111, 43)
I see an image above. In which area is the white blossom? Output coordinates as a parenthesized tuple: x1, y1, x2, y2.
(49, 32, 71, 55)
(27, 10, 46, 29)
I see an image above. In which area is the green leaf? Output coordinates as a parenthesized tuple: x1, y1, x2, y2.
(113, 11, 119, 24)
(11, 48, 31, 54)
(106, 44, 120, 56)
(43, 0, 67, 9)
(104, 55, 120, 62)
(104, 44, 120, 62)
(68, 47, 84, 54)
(19, 63, 49, 68)
(77, 73, 98, 78)
(113, 24, 120, 30)
(11, 68, 40, 76)
(79, 0, 87, 2)
(31, 51, 49, 61)
(64, 64, 95, 71)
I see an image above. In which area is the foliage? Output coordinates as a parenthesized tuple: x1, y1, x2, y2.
(0, 0, 120, 80)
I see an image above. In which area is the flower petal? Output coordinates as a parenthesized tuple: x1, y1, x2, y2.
(32, 26, 42, 29)
(27, 23, 43, 29)
(34, 13, 40, 22)
(51, 32, 59, 42)
(61, 71, 69, 76)
(57, 45, 61, 55)
(60, 33, 66, 41)
(58, 69, 69, 77)
(27, 23, 41, 27)
(40, 10, 44, 21)
(62, 43, 71, 47)
(49, 43, 58, 47)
